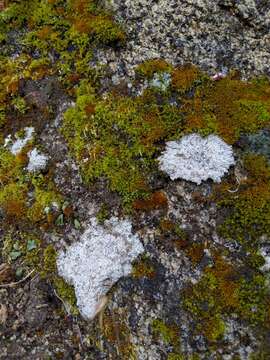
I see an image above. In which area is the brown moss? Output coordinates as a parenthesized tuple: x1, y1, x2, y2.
(71, 0, 90, 13)
(172, 64, 201, 93)
(133, 191, 168, 211)
(84, 102, 96, 115)
(132, 256, 156, 279)
(159, 219, 175, 232)
(206, 255, 240, 309)
(103, 310, 135, 359)
(185, 243, 205, 265)
(174, 237, 189, 250)
(184, 76, 270, 143)
(36, 25, 53, 40)
(0, 183, 27, 219)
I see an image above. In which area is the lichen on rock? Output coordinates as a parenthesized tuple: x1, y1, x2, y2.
(5, 127, 34, 155)
(158, 133, 235, 184)
(27, 148, 48, 172)
(57, 217, 144, 319)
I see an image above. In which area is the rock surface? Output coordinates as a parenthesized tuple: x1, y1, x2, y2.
(99, 0, 270, 81)
(0, 0, 270, 359)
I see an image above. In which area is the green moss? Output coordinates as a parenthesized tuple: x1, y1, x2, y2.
(152, 319, 180, 348)
(183, 254, 270, 344)
(62, 81, 184, 206)
(237, 274, 269, 324)
(1, 0, 124, 88)
(53, 276, 79, 316)
(28, 186, 62, 223)
(0, 147, 24, 184)
(167, 354, 184, 360)
(217, 154, 270, 248)
(136, 59, 172, 79)
(184, 76, 270, 143)
(96, 203, 110, 224)
(41, 244, 78, 315)
(202, 315, 225, 342)
(43, 244, 57, 275)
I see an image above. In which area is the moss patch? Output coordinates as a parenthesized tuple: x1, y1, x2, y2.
(62, 81, 184, 206)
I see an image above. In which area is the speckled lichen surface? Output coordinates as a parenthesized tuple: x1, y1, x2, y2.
(0, 1, 270, 359)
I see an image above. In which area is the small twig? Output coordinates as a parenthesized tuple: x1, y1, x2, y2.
(53, 288, 71, 315)
(0, 269, 35, 288)
(35, 304, 49, 309)
(227, 175, 240, 193)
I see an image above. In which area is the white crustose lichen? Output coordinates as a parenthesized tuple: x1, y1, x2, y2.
(27, 148, 48, 172)
(158, 133, 235, 185)
(57, 217, 144, 319)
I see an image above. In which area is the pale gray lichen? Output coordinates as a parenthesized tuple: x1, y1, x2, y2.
(150, 72, 171, 91)
(27, 148, 48, 172)
(158, 133, 235, 184)
(57, 217, 144, 319)
(4, 127, 35, 155)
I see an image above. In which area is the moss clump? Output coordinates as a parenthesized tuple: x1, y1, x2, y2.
(185, 243, 205, 266)
(42, 244, 78, 315)
(136, 59, 172, 79)
(28, 185, 63, 224)
(167, 355, 184, 360)
(0, 139, 63, 228)
(42, 244, 57, 275)
(96, 203, 110, 224)
(62, 81, 184, 205)
(183, 253, 270, 344)
(133, 191, 168, 211)
(152, 319, 180, 349)
(183, 75, 270, 143)
(217, 154, 270, 247)
(172, 64, 203, 93)
(132, 255, 156, 279)
(0, 182, 27, 218)
(0, 0, 124, 89)
(53, 276, 79, 315)
(103, 310, 136, 359)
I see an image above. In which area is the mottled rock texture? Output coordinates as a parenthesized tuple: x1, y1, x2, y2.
(102, 0, 270, 79)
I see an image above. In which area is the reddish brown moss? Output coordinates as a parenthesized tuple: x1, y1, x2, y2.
(103, 310, 135, 359)
(133, 191, 168, 211)
(184, 76, 270, 143)
(172, 64, 202, 93)
(132, 256, 156, 279)
(185, 243, 205, 265)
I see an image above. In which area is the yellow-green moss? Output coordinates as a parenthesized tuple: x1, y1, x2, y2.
(103, 310, 136, 359)
(183, 75, 270, 143)
(1, 0, 124, 88)
(42, 244, 78, 315)
(62, 81, 184, 205)
(217, 154, 270, 247)
(183, 253, 270, 344)
(152, 319, 180, 349)
(172, 64, 203, 93)
(132, 255, 156, 279)
(136, 59, 172, 79)
(53, 276, 79, 315)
